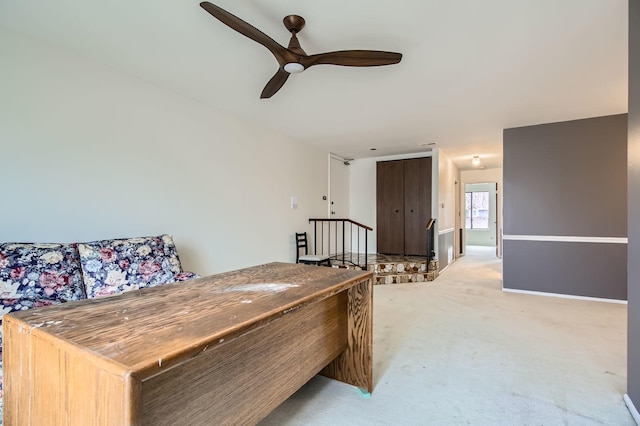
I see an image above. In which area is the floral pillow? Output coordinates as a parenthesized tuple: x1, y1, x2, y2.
(78, 234, 186, 299)
(0, 243, 86, 302)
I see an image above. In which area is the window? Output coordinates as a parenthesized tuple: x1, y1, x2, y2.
(465, 191, 490, 229)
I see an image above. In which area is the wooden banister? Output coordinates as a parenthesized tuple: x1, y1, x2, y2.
(425, 218, 436, 262)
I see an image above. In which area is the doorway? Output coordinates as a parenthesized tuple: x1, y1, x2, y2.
(376, 157, 432, 255)
(463, 182, 498, 253)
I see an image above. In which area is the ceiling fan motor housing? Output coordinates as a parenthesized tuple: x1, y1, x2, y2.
(283, 15, 305, 33)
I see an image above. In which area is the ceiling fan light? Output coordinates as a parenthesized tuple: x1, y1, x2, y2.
(284, 63, 305, 73)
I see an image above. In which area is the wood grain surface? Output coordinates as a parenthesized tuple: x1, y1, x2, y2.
(321, 278, 373, 393)
(142, 292, 348, 425)
(3, 262, 373, 425)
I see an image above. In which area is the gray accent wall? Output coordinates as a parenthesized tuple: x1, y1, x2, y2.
(503, 114, 627, 300)
(504, 115, 627, 238)
(628, 0, 640, 409)
(503, 240, 627, 300)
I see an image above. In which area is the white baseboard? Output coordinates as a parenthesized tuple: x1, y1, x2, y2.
(502, 288, 627, 305)
(624, 394, 640, 425)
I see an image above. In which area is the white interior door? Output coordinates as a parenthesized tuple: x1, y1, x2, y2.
(328, 155, 350, 255)
(329, 156, 350, 218)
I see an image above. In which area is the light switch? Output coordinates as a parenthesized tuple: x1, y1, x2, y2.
(291, 196, 298, 209)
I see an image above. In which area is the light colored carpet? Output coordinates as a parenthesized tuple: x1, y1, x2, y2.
(260, 246, 633, 425)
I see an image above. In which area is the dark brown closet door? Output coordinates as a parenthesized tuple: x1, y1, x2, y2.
(404, 157, 432, 255)
(376, 160, 405, 254)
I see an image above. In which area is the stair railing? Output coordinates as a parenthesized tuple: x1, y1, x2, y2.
(308, 218, 373, 270)
(426, 218, 436, 263)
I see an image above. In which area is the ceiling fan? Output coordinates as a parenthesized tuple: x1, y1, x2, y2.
(199, 2, 403, 99)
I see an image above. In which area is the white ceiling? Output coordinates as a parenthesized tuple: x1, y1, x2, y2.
(0, 0, 628, 170)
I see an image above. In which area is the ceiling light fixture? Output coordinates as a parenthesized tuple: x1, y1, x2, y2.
(471, 156, 481, 167)
(284, 63, 305, 73)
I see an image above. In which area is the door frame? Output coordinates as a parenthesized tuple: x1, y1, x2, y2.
(460, 180, 501, 257)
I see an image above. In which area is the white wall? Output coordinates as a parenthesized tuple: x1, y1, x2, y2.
(437, 151, 458, 232)
(437, 151, 459, 267)
(461, 168, 503, 256)
(348, 156, 376, 253)
(0, 29, 329, 275)
(349, 152, 435, 254)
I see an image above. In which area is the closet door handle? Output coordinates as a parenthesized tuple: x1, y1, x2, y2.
(395, 209, 399, 213)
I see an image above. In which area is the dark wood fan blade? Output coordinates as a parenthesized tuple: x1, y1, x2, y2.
(301, 50, 402, 68)
(200, 2, 291, 64)
(261, 69, 290, 98)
